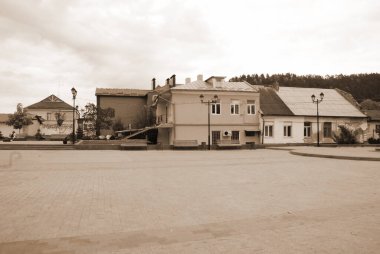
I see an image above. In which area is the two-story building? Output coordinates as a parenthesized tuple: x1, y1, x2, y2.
(154, 75, 261, 147)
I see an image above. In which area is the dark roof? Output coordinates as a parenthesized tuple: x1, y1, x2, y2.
(258, 86, 294, 116)
(25, 95, 74, 110)
(96, 88, 150, 97)
(365, 110, 380, 121)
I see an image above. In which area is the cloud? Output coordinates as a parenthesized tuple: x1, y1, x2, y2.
(0, 0, 379, 112)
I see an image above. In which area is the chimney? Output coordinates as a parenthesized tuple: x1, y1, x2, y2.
(197, 74, 203, 81)
(185, 78, 191, 84)
(170, 74, 176, 87)
(151, 78, 156, 90)
(166, 78, 170, 86)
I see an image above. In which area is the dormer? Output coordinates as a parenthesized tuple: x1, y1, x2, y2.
(205, 76, 226, 88)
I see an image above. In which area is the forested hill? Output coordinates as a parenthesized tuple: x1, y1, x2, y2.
(230, 73, 380, 102)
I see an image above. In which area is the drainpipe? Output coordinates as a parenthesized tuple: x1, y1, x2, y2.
(262, 117, 265, 144)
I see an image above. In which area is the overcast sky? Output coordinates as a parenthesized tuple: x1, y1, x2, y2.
(0, 0, 379, 112)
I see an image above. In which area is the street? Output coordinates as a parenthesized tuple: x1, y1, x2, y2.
(0, 149, 379, 253)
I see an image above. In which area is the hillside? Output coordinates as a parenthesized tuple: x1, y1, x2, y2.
(230, 73, 380, 102)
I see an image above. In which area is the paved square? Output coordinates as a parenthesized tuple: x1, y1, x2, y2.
(0, 149, 379, 253)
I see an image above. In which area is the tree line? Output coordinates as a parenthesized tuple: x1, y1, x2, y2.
(230, 73, 380, 102)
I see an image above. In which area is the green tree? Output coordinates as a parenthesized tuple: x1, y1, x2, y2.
(6, 103, 33, 133)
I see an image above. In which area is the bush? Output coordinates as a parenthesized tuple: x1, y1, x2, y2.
(368, 137, 380, 144)
(112, 118, 125, 132)
(76, 127, 84, 140)
(35, 129, 44, 140)
(333, 125, 357, 144)
(0, 131, 3, 140)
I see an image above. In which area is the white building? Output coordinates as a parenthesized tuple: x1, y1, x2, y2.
(259, 86, 367, 144)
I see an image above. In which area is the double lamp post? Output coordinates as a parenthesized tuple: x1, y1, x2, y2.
(311, 92, 324, 147)
(200, 94, 218, 150)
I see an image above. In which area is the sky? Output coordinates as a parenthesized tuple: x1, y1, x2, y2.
(0, 0, 379, 113)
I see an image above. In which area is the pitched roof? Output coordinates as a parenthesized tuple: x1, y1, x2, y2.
(25, 95, 74, 110)
(172, 80, 257, 92)
(276, 87, 366, 118)
(96, 88, 150, 97)
(258, 87, 294, 116)
(365, 110, 380, 121)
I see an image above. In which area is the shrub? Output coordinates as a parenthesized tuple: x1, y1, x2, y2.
(0, 131, 3, 140)
(368, 137, 380, 144)
(333, 125, 357, 144)
(35, 129, 44, 140)
(76, 127, 84, 140)
(112, 118, 125, 132)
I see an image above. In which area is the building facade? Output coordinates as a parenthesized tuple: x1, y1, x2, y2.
(259, 86, 368, 144)
(154, 75, 261, 147)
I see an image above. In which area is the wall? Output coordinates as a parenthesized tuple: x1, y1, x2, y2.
(367, 121, 380, 139)
(263, 116, 304, 144)
(263, 115, 367, 144)
(26, 109, 77, 136)
(167, 90, 261, 145)
(97, 95, 147, 135)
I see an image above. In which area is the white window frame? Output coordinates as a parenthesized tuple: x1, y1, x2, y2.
(247, 100, 256, 115)
(47, 113, 52, 121)
(283, 122, 292, 137)
(211, 102, 221, 115)
(304, 122, 311, 137)
(230, 100, 240, 115)
(264, 124, 273, 137)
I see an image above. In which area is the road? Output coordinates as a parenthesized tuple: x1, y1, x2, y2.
(0, 149, 379, 253)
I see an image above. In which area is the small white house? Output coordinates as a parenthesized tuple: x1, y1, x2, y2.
(259, 86, 367, 144)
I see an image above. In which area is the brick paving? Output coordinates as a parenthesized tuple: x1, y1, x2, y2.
(0, 150, 379, 253)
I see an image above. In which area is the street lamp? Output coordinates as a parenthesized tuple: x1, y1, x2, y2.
(311, 92, 324, 147)
(71, 87, 77, 144)
(200, 94, 218, 150)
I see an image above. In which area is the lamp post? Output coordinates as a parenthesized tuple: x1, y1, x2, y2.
(71, 87, 77, 144)
(200, 94, 218, 150)
(311, 92, 324, 147)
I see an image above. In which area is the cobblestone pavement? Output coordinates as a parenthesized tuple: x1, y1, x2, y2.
(0, 150, 379, 253)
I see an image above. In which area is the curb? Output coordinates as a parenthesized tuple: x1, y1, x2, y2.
(290, 151, 380, 162)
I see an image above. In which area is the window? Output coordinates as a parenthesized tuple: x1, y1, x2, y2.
(212, 131, 221, 145)
(264, 125, 273, 137)
(323, 122, 332, 138)
(211, 102, 221, 115)
(230, 100, 240, 115)
(283, 123, 292, 137)
(247, 100, 256, 115)
(376, 125, 380, 134)
(232, 131, 240, 141)
(47, 113, 52, 120)
(304, 122, 311, 137)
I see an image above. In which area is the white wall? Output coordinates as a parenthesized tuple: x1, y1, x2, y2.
(263, 116, 367, 144)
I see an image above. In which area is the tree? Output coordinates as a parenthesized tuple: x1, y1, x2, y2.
(333, 125, 358, 144)
(55, 112, 65, 126)
(6, 103, 33, 133)
(82, 103, 115, 135)
(360, 99, 380, 110)
(112, 118, 125, 132)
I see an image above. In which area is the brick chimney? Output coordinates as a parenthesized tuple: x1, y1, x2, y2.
(197, 74, 203, 81)
(151, 78, 156, 90)
(170, 74, 176, 87)
(185, 78, 191, 84)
